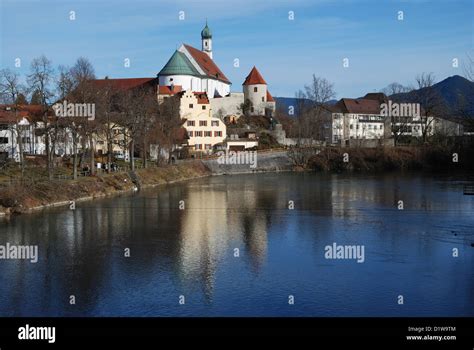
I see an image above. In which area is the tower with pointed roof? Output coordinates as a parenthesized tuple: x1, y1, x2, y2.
(201, 21, 212, 59)
(243, 66, 275, 116)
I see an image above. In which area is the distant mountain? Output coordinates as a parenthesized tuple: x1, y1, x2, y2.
(391, 75, 474, 117)
(275, 75, 473, 117)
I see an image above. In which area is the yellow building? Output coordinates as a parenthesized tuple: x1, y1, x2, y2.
(179, 90, 226, 154)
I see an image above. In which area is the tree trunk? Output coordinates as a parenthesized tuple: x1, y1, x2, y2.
(16, 123, 25, 177)
(79, 138, 86, 169)
(130, 139, 135, 171)
(45, 126, 52, 180)
(142, 138, 147, 169)
(72, 136, 78, 180)
(107, 135, 112, 174)
(89, 134, 95, 175)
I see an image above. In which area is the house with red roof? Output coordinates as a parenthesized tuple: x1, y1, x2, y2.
(0, 105, 50, 159)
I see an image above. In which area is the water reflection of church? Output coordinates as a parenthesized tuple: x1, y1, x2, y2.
(178, 180, 280, 299)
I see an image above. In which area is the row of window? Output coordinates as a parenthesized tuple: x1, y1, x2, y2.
(189, 104, 207, 110)
(188, 131, 223, 137)
(194, 144, 213, 150)
(349, 124, 383, 130)
(187, 120, 220, 127)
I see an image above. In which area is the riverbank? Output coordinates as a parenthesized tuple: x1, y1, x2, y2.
(1, 146, 473, 216)
(0, 161, 211, 216)
(308, 146, 474, 172)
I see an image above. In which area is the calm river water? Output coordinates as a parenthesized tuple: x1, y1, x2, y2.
(0, 172, 473, 316)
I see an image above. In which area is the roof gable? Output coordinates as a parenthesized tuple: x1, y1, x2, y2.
(337, 98, 381, 114)
(266, 90, 275, 102)
(182, 44, 230, 84)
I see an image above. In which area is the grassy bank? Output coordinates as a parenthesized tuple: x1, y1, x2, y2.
(0, 161, 211, 215)
(308, 146, 474, 172)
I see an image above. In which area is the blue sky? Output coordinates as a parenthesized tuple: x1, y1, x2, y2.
(0, 0, 472, 98)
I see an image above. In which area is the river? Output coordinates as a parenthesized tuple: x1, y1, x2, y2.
(0, 172, 473, 316)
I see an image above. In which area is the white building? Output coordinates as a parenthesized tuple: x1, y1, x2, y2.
(178, 90, 226, 153)
(158, 23, 231, 98)
(242, 66, 276, 117)
(0, 105, 47, 160)
(158, 24, 277, 120)
(323, 98, 385, 145)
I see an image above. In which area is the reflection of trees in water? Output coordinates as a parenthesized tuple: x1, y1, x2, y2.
(0, 173, 472, 315)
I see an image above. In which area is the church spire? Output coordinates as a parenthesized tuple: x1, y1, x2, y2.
(201, 21, 213, 59)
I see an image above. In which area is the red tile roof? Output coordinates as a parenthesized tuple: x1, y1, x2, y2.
(266, 90, 275, 102)
(0, 104, 45, 123)
(363, 93, 388, 104)
(243, 66, 267, 85)
(159, 85, 182, 95)
(91, 77, 157, 91)
(0, 111, 31, 123)
(183, 44, 230, 84)
(193, 92, 210, 104)
(336, 98, 381, 114)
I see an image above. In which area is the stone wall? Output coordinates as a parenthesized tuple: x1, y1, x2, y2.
(210, 93, 244, 118)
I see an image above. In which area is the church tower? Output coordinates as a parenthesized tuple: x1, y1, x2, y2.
(201, 21, 212, 59)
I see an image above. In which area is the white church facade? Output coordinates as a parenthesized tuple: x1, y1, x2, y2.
(158, 22, 276, 118)
(158, 23, 231, 98)
(157, 22, 277, 153)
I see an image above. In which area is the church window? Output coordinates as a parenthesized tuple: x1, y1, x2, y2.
(254, 87, 257, 92)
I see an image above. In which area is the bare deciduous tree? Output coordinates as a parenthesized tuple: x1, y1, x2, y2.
(411, 72, 446, 142)
(27, 56, 55, 179)
(382, 82, 410, 96)
(0, 69, 27, 176)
